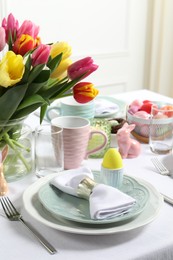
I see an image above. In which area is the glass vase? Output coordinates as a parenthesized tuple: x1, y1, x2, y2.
(0, 118, 33, 182)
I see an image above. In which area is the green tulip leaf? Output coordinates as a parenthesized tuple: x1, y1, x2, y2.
(34, 69, 51, 83)
(17, 94, 47, 110)
(43, 75, 83, 100)
(21, 55, 32, 83)
(28, 64, 45, 83)
(47, 53, 62, 73)
(40, 104, 48, 124)
(0, 83, 28, 122)
(26, 82, 47, 96)
(26, 70, 51, 96)
(14, 103, 46, 119)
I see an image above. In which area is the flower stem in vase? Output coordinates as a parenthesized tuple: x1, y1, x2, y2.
(3, 133, 31, 172)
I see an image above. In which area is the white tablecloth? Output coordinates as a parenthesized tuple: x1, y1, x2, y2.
(1, 89, 173, 260)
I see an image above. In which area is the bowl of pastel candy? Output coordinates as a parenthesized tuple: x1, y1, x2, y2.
(126, 100, 173, 143)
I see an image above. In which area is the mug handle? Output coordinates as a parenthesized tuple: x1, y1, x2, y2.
(85, 130, 108, 159)
(46, 106, 61, 122)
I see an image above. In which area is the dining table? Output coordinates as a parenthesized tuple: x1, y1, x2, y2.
(1, 89, 173, 260)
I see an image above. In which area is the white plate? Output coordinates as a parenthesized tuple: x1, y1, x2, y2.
(23, 174, 163, 235)
(94, 96, 126, 118)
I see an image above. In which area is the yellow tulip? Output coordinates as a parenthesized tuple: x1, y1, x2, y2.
(50, 58, 72, 79)
(50, 42, 72, 60)
(0, 51, 25, 87)
(50, 42, 72, 79)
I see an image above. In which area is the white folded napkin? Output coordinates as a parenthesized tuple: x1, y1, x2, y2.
(51, 167, 94, 196)
(50, 167, 136, 220)
(95, 99, 119, 116)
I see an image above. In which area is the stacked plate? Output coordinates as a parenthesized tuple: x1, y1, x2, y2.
(94, 96, 126, 118)
(23, 171, 163, 235)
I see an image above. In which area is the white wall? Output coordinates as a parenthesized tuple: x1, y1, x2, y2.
(0, 0, 149, 95)
(144, 0, 173, 98)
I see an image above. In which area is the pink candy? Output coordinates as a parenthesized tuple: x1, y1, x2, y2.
(128, 100, 143, 114)
(133, 111, 151, 119)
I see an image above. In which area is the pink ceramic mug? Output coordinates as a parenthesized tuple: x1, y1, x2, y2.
(51, 116, 108, 169)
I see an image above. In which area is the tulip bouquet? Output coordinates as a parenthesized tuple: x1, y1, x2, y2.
(0, 13, 99, 180)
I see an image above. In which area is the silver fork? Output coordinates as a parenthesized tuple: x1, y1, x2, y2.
(151, 157, 170, 176)
(0, 197, 57, 254)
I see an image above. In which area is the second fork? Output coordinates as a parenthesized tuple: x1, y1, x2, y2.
(151, 157, 170, 176)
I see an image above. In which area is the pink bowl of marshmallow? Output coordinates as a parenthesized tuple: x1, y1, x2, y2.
(126, 100, 173, 143)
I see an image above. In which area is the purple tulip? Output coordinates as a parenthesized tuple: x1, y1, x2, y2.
(31, 44, 50, 67)
(68, 57, 98, 80)
(0, 27, 6, 51)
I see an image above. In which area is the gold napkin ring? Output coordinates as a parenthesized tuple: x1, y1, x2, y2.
(77, 177, 97, 200)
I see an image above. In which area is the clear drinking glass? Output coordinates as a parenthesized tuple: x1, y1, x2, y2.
(35, 124, 64, 177)
(149, 105, 173, 154)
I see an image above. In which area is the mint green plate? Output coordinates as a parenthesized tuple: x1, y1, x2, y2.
(38, 173, 149, 225)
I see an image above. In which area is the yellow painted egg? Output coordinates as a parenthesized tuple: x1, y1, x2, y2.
(102, 148, 123, 169)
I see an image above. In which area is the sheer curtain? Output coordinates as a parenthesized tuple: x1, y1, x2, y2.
(144, 0, 173, 98)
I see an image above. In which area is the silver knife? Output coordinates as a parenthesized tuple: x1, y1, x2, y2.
(161, 193, 173, 205)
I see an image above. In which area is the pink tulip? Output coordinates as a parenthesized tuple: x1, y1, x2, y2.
(17, 20, 39, 39)
(68, 57, 98, 80)
(31, 44, 51, 67)
(2, 13, 19, 43)
(0, 27, 6, 51)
